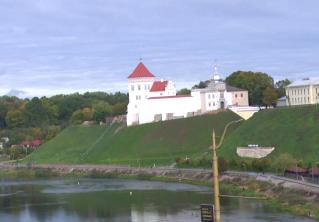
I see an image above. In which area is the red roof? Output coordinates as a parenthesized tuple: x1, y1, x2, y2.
(150, 81, 168, 92)
(20, 139, 41, 146)
(128, 62, 155, 79)
(32, 139, 41, 146)
(148, 95, 192, 100)
(285, 166, 307, 174)
(308, 167, 319, 176)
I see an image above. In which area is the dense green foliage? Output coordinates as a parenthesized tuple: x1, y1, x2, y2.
(219, 105, 319, 166)
(25, 111, 241, 165)
(275, 79, 291, 98)
(225, 71, 275, 105)
(25, 106, 319, 169)
(0, 92, 128, 146)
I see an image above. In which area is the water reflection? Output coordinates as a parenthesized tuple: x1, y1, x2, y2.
(0, 178, 315, 222)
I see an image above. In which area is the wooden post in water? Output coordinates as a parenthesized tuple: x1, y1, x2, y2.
(212, 130, 221, 222)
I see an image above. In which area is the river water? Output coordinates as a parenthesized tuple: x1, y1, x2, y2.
(0, 178, 315, 222)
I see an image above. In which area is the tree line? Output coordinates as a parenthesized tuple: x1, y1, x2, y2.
(0, 92, 128, 147)
(178, 70, 291, 107)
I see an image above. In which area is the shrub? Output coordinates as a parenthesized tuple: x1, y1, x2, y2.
(251, 158, 272, 172)
(272, 153, 297, 174)
(136, 173, 152, 180)
(218, 157, 228, 173)
(34, 168, 57, 178)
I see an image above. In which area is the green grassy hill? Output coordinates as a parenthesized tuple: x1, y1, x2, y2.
(219, 105, 319, 164)
(25, 110, 241, 166)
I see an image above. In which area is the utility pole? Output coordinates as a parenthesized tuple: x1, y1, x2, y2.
(212, 130, 221, 222)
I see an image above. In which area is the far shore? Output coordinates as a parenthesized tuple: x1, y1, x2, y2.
(0, 162, 319, 221)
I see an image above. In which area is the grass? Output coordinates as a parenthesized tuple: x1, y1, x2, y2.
(24, 110, 241, 166)
(219, 105, 319, 164)
(24, 105, 319, 167)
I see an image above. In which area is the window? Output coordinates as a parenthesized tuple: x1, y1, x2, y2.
(240, 93, 243, 97)
(213, 102, 215, 106)
(208, 102, 211, 107)
(138, 84, 141, 90)
(208, 94, 211, 99)
(235, 94, 237, 98)
(145, 85, 148, 90)
(131, 85, 134, 91)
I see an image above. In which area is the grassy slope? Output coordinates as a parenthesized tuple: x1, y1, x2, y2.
(219, 105, 319, 163)
(25, 110, 241, 165)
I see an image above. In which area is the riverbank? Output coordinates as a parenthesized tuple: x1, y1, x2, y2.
(0, 164, 318, 221)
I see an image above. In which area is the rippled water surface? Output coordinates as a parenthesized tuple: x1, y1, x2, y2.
(0, 178, 315, 222)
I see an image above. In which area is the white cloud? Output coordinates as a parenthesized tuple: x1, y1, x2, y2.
(0, 0, 319, 97)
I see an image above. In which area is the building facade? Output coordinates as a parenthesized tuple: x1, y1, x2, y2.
(285, 78, 319, 106)
(126, 62, 249, 126)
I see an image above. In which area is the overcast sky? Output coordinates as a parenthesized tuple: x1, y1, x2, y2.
(0, 0, 318, 97)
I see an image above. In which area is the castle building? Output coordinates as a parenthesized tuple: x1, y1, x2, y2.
(126, 62, 249, 126)
(285, 78, 319, 106)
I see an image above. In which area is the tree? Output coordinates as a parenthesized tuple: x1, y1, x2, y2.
(226, 71, 274, 105)
(192, 81, 209, 89)
(23, 97, 49, 127)
(262, 87, 278, 107)
(275, 79, 291, 98)
(273, 154, 297, 174)
(111, 102, 127, 116)
(5, 110, 25, 128)
(0, 103, 8, 128)
(218, 157, 228, 173)
(177, 88, 191, 95)
(92, 101, 112, 122)
(70, 107, 93, 124)
(252, 158, 272, 172)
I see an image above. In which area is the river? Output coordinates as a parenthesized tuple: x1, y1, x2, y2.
(0, 178, 315, 222)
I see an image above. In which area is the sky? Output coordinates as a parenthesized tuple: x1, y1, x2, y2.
(0, 0, 319, 98)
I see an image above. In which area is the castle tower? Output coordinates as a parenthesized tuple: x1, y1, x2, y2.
(127, 62, 155, 125)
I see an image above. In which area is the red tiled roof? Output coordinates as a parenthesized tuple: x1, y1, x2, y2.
(20, 139, 41, 146)
(32, 139, 41, 146)
(150, 81, 168, 92)
(285, 166, 307, 174)
(128, 62, 155, 79)
(148, 95, 192, 100)
(309, 167, 319, 176)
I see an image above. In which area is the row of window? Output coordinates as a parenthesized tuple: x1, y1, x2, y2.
(290, 88, 309, 96)
(131, 84, 151, 91)
(207, 94, 216, 99)
(288, 88, 319, 97)
(291, 97, 310, 104)
(235, 93, 244, 98)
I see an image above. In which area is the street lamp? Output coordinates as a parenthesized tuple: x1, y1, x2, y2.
(212, 130, 221, 222)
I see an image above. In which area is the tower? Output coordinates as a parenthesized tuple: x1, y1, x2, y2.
(127, 62, 155, 125)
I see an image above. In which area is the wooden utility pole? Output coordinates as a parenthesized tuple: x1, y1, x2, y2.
(212, 130, 221, 222)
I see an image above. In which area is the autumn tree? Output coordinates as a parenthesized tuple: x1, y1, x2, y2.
(262, 87, 278, 107)
(226, 71, 274, 105)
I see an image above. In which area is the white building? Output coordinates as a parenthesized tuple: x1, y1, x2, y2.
(285, 78, 319, 106)
(126, 62, 250, 126)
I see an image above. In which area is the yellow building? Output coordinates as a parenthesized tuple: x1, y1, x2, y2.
(285, 78, 319, 106)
